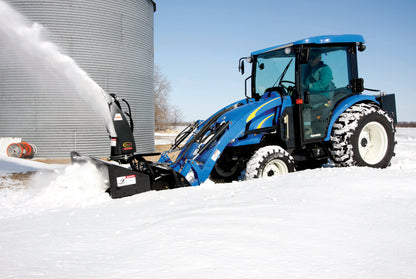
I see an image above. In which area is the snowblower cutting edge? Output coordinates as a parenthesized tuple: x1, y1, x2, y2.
(71, 34, 397, 199)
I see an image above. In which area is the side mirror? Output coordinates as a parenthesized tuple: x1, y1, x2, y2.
(351, 78, 364, 92)
(238, 57, 253, 75)
(239, 59, 245, 75)
(299, 47, 310, 64)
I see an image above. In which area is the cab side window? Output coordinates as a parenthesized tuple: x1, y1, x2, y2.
(324, 48, 350, 89)
(301, 47, 353, 140)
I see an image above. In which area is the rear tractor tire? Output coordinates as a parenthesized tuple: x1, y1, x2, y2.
(329, 103, 395, 168)
(245, 146, 295, 180)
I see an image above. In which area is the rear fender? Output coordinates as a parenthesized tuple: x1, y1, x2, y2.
(325, 95, 379, 141)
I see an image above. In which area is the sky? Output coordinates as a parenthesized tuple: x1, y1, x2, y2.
(154, 0, 416, 122)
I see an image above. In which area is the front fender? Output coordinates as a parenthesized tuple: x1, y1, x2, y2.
(325, 95, 379, 141)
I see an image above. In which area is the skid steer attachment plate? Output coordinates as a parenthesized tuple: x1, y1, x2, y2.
(70, 151, 151, 198)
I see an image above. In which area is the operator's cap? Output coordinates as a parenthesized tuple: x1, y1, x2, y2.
(310, 49, 321, 60)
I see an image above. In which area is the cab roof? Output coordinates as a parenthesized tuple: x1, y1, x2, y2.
(251, 34, 365, 56)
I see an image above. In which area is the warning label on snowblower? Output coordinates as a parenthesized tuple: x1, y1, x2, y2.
(117, 175, 136, 187)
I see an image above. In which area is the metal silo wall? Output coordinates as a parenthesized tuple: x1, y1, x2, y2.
(0, 0, 155, 158)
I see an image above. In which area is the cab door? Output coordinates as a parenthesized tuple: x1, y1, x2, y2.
(298, 45, 356, 142)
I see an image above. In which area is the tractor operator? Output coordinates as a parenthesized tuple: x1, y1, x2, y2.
(302, 49, 334, 97)
(302, 49, 335, 137)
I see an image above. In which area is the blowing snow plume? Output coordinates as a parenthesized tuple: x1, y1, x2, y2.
(0, 162, 110, 218)
(0, 0, 117, 137)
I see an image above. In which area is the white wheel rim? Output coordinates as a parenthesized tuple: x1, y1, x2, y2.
(262, 159, 288, 177)
(358, 121, 388, 165)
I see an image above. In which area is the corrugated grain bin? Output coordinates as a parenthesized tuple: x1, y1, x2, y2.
(0, 0, 156, 158)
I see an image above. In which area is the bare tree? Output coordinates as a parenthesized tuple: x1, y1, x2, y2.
(154, 65, 171, 130)
(170, 107, 184, 127)
(154, 65, 184, 130)
(397, 122, 416, 127)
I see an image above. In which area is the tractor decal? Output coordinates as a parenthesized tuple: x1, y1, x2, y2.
(257, 113, 275, 129)
(246, 97, 280, 122)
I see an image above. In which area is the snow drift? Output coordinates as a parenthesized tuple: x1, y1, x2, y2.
(0, 128, 415, 278)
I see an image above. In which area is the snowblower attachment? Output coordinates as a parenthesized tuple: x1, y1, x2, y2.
(70, 151, 152, 198)
(70, 93, 190, 198)
(70, 94, 151, 198)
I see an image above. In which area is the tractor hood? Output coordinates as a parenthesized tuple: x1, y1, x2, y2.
(211, 91, 290, 135)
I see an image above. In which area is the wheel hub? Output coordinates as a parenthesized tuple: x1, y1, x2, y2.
(267, 170, 275, 176)
(360, 137, 368, 147)
(358, 121, 388, 165)
(262, 159, 288, 177)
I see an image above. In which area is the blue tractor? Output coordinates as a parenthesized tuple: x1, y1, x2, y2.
(72, 34, 397, 198)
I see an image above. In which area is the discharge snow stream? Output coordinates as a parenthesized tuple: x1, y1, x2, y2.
(0, 0, 117, 136)
(0, 161, 109, 218)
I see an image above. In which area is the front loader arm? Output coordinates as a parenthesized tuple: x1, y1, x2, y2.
(168, 95, 287, 186)
(172, 118, 246, 185)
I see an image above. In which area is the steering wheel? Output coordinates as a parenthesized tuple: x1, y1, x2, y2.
(279, 80, 295, 95)
(279, 80, 295, 89)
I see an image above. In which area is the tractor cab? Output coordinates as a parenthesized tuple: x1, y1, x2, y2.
(241, 34, 366, 146)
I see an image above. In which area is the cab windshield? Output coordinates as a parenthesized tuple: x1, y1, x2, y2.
(253, 48, 295, 97)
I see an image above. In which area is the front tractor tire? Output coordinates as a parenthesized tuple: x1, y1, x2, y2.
(210, 161, 243, 183)
(330, 103, 395, 168)
(245, 146, 295, 180)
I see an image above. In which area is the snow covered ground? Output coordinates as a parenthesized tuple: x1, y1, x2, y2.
(0, 128, 415, 278)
